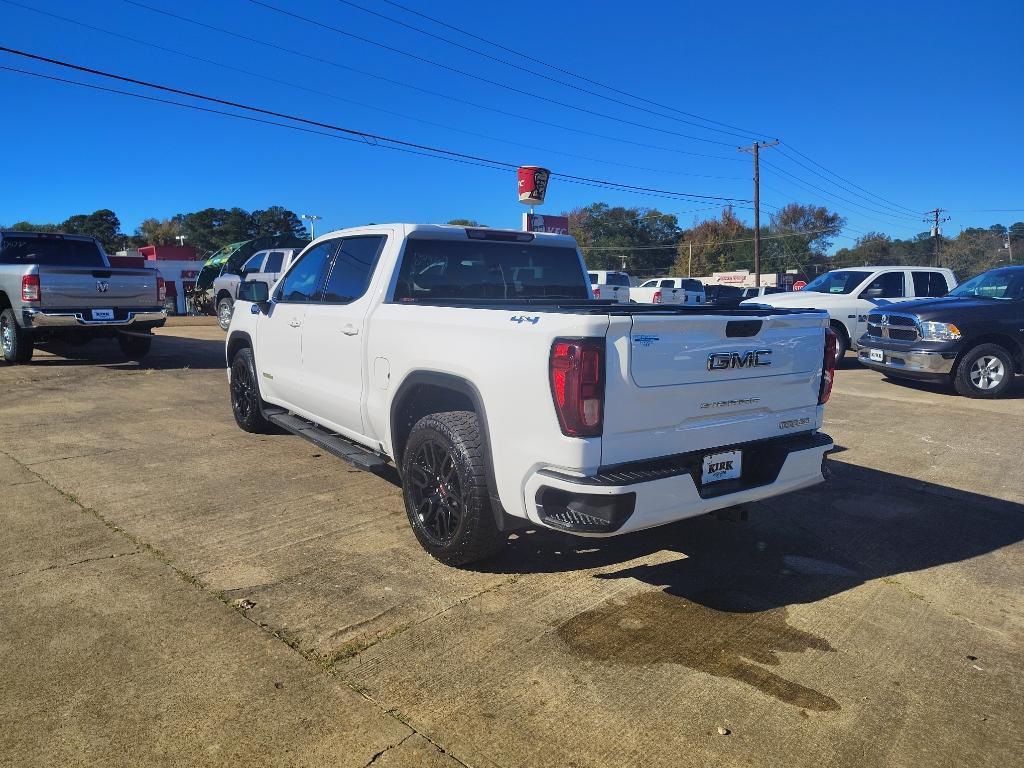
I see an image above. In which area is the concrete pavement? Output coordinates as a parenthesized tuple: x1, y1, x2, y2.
(1, 326, 1021, 767)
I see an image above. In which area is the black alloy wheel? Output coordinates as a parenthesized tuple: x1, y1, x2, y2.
(407, 439, 465, 546)
(230, 348, 271, 432)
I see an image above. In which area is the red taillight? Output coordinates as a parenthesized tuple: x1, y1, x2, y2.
(21, 274, 40, 302)
(592, 287, 601, 300)
(549, 338, 605, 437)
(652, 290, 662, 304)
(819, 328, 837, 404)
(156, 275, 166, 303)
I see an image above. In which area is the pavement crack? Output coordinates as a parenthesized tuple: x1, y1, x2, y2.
(7, 549, 141, 578)
(362, 731, 415, 768)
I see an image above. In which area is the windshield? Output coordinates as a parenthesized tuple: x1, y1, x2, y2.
(949, 269, 1024, 300)
(394, 239, 588, 301)
(0, 235, 105, 267)
(801, 270, 871, 294)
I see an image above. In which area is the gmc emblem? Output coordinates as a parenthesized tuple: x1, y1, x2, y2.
(707, 349, 772, 371)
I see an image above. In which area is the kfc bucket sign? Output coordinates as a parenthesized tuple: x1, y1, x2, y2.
(517, 166, 550, 206)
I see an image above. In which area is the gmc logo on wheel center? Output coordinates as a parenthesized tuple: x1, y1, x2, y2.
(707, 349, 772, 371)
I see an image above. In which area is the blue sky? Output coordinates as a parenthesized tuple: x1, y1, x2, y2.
(1, 0, 1022, 249)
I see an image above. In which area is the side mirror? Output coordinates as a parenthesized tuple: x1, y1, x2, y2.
(238, 280, 270, 305)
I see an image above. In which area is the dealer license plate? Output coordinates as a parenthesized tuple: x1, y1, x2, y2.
(869, 348, 884, 362)
(702, 450, 742, 485)
(91, 309, 114, 321)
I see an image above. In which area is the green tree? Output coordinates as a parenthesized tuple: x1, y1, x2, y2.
(61, 209, 123, 251)
(446, 218, 485, 227)
(137, 217, 182, 246)
(566, 203, 680, 274)
(251, 206, 307, 238)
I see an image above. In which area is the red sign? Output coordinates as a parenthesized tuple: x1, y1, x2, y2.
(517, 166, 550, 206)
(792, 280, 807, 291)
(522, 213, 569, 235)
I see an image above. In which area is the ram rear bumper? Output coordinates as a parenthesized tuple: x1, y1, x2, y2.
(524, 432, 832, 536)
(22, 308, 167, 330)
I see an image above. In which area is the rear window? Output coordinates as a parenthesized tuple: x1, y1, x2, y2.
(606, 272, 630, 286)
(0, 235, 105, 267)
(394, 239, 588, 301)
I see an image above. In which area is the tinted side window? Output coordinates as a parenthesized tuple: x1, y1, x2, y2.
(863, 271, 905, 298)
(913, 271, 947, 297)
(241, 253, 265, 273)
(588, 272, 598, 283)
(277, 241, 335, 303)
(321, 236, 387, 303)
(263, 251, 284, 273)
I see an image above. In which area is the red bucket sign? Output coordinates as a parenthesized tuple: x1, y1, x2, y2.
(517, 166, 550, 206)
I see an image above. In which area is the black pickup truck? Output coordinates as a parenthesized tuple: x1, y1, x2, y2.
(857, 265, 1024, 398)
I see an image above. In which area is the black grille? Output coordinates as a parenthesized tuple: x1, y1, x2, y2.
(888, 328, 918, 341)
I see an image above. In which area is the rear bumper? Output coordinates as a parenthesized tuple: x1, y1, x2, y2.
(856, 344, 956, 380)
(22, 308, 167, 330)
(524, 431, 832, 536)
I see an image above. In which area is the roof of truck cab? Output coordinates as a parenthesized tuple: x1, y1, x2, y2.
(311, 223, 578, 247)
(0, 230, 98, 241)
(827, 265, 952, 272)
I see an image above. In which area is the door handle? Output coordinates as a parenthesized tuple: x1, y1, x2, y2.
(342, 324, 359, 336)
(288, 320, 302, 328)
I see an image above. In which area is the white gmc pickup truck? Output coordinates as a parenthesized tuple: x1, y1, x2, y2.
(225, 225, 836, 565)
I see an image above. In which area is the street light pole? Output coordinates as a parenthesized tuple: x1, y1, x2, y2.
(301, 214, 322, 240)
(175, 235, 186, 247)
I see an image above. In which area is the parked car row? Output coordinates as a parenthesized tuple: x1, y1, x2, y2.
(212, 247, 303, 330)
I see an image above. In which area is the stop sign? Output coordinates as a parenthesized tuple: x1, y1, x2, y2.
(792, 280, 807, 291)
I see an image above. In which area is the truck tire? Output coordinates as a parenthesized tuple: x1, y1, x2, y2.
(118, 332, 153, 361)
(229, 347, 272, 433)
(401, 411, 505, 566)
(953, 343, 1014, 399)
(830, 322, 849, 362)
(1, 308, 33, 364)
(217, 297, 234, 331)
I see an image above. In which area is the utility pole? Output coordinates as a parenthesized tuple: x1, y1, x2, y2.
(174, 235, 186, 247)
(923, 208, 950, 266)
(738, 140, 779, 286)
(301, 213, 322, 240)
(687, 241, 692, 278)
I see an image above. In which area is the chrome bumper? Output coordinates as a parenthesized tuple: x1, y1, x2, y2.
(23, 309, 167, 328)
(858, 346, 955, 374)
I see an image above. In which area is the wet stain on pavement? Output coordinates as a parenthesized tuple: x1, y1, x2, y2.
(558, 590, 840, 711)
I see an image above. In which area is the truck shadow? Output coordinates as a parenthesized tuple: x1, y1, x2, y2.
(478, 459, 1024, 615)
(491, 460, 1023, 711)
(875, 373, 1024, 399)
(30, 334, 227, 371)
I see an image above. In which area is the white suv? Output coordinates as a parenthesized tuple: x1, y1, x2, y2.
(743, 266, 957, 360)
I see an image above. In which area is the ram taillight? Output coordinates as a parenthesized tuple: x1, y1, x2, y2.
(819, 327, 837, 404)
(549, 338, 605, 437)
(21, 274, 40, 302)
(592, 287, 601, 300)
(156, 275, 166, 303)
(653, 290, 662, 304)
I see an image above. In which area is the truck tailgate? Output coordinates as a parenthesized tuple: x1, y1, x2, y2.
(602, 310, 828, 465)
(39, 267, 159, 309)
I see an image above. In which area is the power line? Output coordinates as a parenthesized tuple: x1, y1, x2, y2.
(778, 143, 922, 216)
(0, 47, 751, 204)
(118, 0, 744, 164)
(759, 160, 927, 228)
(0, 0, 742, 183)
(328, 0, 759, 143)
(375, 0, 773, 140)
(242, 0, 742, 148)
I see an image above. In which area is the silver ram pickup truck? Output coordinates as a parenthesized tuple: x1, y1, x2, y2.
(0, 231, 166, 364)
